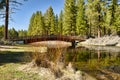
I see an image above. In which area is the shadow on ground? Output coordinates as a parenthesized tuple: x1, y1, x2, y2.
(0, 51, 32, 65)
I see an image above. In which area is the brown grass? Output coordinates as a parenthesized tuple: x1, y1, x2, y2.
(31, 42, 68, 78)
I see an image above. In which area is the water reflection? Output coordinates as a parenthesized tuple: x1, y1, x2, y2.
(64, 46, 120, 71)
(34, 46, 119, 74)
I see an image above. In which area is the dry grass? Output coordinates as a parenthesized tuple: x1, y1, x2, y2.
(29, 42, 68, 78)
(31, 41, 68, 66)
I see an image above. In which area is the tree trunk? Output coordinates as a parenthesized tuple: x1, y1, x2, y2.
(98, 27, 101, 38)
(4, 0, 9, 40)
(103, 26, 106, 35)
(97, 3, 101, 38)
(89, 20, 91, 38)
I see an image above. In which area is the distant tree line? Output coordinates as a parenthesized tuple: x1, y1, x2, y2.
(0, 25, 27, 39)
(1, 0, 120, 39)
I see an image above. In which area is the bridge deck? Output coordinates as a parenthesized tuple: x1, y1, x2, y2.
(10, 35, 85, 44)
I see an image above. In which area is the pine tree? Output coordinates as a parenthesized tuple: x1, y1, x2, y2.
(8, 27, 18, 38)
(18, 29, 27, 37)
(76, 0, 86, 36)
(0, 25, 4, 39)
(86, 0, 104, 37)
(28, 13, 35, 36)
(63, 0, 76, 35)
(44, 6, 55, 35)
(96, 0, 103, 38)
(33, 11, 44, 35)
(44, 9, 50, 35)
(86, 0, 96, 37)
(105, 0, 119, 35)
(28, 11, 44, 36)
(58, 10, 63, 35)
(114, 4, 120, 35)
(49, 6, 55, 35)
(55, 14, 58, 34)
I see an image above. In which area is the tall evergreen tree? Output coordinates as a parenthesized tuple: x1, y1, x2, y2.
(58, 10, 63, 35)
(105, 0, 119, 35)
(86, 0, 96, 37)
(109, 0, 119, 33)
(115, 5, 120, 33)
(18, 29, 27, 37)
(96, 0, 103, 38)
(63, 0, 76, 35)
(5, 0, 9, 40)
(33, 11, 44, 35)
(28, 11, 44, 36)
(55, 14, 58, 34)
(86, 0, 104, 37)
(44, 6, 55, 35)
(44, 9, 50, 35)
(8, 27, 18, 38)
(28, 13, 35, 36)
(76, 0, 86, 36)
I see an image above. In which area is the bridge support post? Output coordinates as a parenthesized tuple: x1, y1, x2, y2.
(71, 40, 76, 48)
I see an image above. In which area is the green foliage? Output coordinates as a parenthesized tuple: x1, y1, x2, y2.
(63, 0, 76, 35)
(115, 6, 120, 32)
(0, 0, 5, 9)
(8, 27, 18, 38)
(76, 0, 87, 35)
(55, 14, 58, 34)
(33, 11, 44, 35)
(28, 13, 35, 36)
(0, 25, 4, 39)
(28, 11, 44, 36)
(58, 10, 63, 35)
(104, 0, 120, 35)
(27, 0, 120, 37)
(18, 29, 27, 37)
(44, 6, 55, 35)
(85, 0, 104, 37)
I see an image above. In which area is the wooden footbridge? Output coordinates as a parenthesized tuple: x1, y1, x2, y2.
(10, 35, 86, 47)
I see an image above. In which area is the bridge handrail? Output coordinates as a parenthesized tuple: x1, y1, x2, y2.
(9, 35, 86, 42)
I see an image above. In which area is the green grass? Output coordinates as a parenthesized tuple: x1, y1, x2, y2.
(0, 45, 44, 80)
(0, 63, 41, 80)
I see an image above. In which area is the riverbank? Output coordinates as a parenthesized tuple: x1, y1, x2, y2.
(78, 35, 120, 47)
